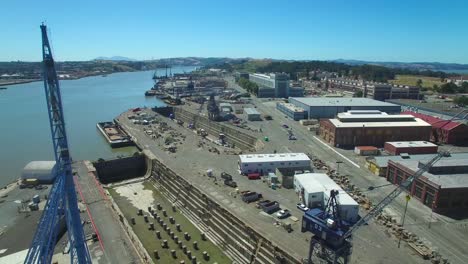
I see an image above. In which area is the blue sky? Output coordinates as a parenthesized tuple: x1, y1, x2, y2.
(2, 0, 467, 63)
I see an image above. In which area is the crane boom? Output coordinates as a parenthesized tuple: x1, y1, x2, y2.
(343, 151, 448, 239)
(24, 24, 92, 264)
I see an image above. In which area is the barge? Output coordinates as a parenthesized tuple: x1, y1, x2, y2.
(97, 121, 133, 148)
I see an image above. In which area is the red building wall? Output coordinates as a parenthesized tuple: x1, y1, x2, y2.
(386, 161, 468, 213)
(384, 143, 438, 155)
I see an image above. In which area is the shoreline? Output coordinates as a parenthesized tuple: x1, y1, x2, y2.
(0, 179, 20, 198)
(0, 79, 40, 87)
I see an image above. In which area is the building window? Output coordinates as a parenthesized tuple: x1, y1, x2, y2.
(244, 164, 248, 167)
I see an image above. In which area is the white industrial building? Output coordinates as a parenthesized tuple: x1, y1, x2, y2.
(238, 153, 310, 175)
(244, 107, 261, 121)
(21, 161, 57, 183)
(294, 173, 359, 222)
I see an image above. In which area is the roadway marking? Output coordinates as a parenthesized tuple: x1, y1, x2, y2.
(74, 176, 105, 253)
(312, 136, 361, 168)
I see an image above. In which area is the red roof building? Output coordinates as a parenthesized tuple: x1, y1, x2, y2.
(402, 111, 468, 145)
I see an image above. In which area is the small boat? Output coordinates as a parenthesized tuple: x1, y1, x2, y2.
(145, 90, 158, 96)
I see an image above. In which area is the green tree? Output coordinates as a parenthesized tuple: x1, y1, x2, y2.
(460, 82, 468, 93)
(439, 82, 458, 94)
(353, 90, 364, 97)
(454, 95, 468, 106)
(416, 79, 423, 88)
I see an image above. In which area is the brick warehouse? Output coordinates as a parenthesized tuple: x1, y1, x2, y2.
(386, 157, 468, 213)
(402, 111, 468, 146)
(319, 110, 431, 148)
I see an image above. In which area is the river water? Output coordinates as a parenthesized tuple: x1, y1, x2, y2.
(0, 66, 196, 187)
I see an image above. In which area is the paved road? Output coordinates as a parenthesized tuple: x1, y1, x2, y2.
(118, 102, 427, 264)
(226, 76, 468, 264)
(74, 161, 140, 264)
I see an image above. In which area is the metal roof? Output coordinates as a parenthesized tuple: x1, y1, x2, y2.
(328, 117, 430, 128)
(393, 159, 468, 188)
(239, 153, 310, 163)
(385, 141, 437, 148)
(289, 97, 399, 107)
(402, 111, 464, 130)
(295, 173, 358, 205)
(370, 152, 468, 168)
(244, 108, 260, 115)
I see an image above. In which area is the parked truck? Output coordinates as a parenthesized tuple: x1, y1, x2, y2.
(260, 201, 279, 214)
(221, 172, 233, 181)
(241, 191, 263, 203)
(224, 179, 237, 188)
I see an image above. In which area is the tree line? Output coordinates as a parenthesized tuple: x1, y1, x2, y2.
(237, 77, 259, 95)
(213, 60, 456, 83)
(434, 82, 468, 94)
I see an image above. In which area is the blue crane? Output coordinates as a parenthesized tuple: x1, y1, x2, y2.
(24, 24, 92, 264)
(301, 151, 449, 263)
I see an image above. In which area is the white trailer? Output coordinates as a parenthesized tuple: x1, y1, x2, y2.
(294, 173, 359, 223)
(238, 153, 310, 175)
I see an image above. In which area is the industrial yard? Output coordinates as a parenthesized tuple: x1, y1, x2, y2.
(3, 70, 467, 264)
(2, 2, 468, 264)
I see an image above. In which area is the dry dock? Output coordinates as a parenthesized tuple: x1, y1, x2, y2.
(112, 106, 427, 264)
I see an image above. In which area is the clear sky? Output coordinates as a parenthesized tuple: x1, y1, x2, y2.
(2, 0, 467, 63)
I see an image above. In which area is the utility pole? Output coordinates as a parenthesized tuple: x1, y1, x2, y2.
(398, 195, 411, 248)
(336, 161, 343, 175)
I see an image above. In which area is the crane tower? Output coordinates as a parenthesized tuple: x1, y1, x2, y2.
(24, 24, 92, 264)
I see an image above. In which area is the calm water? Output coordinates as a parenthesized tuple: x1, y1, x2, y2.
(0, 66, 196, 187)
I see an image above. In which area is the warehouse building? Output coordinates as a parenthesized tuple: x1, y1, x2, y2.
(366, 152, 468, 177)
(244, 107, 261, 121)
(319, 110, 431, 148)
(289, 97, 401, 119)
(384, 141, 438, 155)
(238, 153, 310, 175)
(294, 173, 359, 222)
(328, 78, 420, 101)
(386, 156, 468, 213)
(402, 111, 468, 146)
(249, 73, 304, 98)
(276, 102, 307, 120)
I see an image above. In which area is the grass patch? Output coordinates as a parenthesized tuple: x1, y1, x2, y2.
(109, 182, 231, 263)
(389, 74, 444, 89)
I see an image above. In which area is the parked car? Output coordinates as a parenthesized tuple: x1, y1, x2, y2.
(276, 209, 291, 219)
(296, 203, 309, 212)
(282, 124, 289, 128)
(247, 173, 261, 180)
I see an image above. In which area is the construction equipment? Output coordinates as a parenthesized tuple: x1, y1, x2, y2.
(207, 93, 220, 121)
(301, 151, 449, 263)
(24, 24, 92, 264)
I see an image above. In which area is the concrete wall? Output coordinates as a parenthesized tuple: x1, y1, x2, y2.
(173, 107, 259, 151)
(94, 154, 147, 184)
(149, 156, 302, 264)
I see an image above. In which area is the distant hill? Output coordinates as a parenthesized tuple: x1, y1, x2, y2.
(94, 56, 136, 61)
(333, 59, 468, 72)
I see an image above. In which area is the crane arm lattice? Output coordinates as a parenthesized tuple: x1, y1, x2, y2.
(343, 151, 447, 239)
